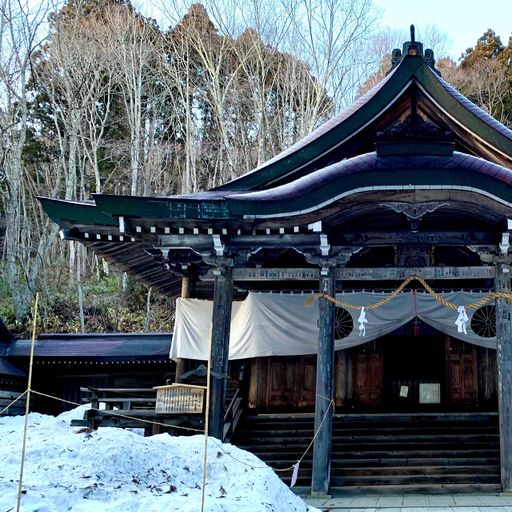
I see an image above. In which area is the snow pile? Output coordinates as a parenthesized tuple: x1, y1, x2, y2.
(0, 407, 319, 511)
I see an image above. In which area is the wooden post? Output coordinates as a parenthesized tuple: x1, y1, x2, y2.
(495, 259, 512, 492)
(311, 266, 335, 496)
(175, 275, 190, 383)
(208, 265, 233, 439)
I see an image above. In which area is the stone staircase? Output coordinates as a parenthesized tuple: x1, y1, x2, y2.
(231, 412, 501, 494)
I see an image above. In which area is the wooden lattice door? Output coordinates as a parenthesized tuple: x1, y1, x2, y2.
(447, 337, 478, 404)
(266, 356, 316, 409)
(353, 343, 383, 405)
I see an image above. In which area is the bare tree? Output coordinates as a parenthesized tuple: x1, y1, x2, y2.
(446, 58, 510, 125)
(76, 19, 116, 195)
(0, 0, 59, 320)
(29, 1, 125, 328)
(279, 0, 378, 117)
(103, 5, 162, 196)
(195, 0, 378, 129)
(358, 25, 451, 98)
(156, 1, 338, 187)
(157, 27, 200, 193)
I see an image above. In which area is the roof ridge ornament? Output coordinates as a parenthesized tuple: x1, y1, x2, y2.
(388, 24, 441, 76)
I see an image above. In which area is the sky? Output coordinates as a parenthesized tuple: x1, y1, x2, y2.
(373, 0, 512, 60)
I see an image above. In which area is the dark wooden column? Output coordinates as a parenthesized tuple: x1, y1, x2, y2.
(311, 265, 336, 496)
(208, 265, 233, 440)
(495, 258, 512, 492)
(174, 274, 190, 383)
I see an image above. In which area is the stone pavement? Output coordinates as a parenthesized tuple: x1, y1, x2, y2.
(302, 494, 512, 511)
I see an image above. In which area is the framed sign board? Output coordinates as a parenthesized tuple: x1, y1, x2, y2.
(419, 383, 441, 404)
(154, 384, 205, 414)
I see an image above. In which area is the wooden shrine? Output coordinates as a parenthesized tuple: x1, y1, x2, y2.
(41, 29, 512, 494)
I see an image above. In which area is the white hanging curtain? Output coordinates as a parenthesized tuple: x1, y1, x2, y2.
(169, 291, 496, 361)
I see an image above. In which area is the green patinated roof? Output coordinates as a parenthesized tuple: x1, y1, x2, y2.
(226, 153, 512, 218)
(214, 54, 512, 193)
(41, 152, 512, 227)
(93, 195, 230, 220)
(39, 41, 512, 238)
(39, 197, 117, 228)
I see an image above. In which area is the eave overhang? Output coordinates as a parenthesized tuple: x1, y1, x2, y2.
(227, 151, 512, 219)
(40, 147, 512, 297)
(41, 151, 512, 228)
(41, 150, 512, 230)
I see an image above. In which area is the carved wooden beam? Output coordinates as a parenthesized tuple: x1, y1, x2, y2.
(336, 231, 497, 246)
(336, 266, 495, 280)
(200, 266, 494, 281)
(157, 232, 496, 250)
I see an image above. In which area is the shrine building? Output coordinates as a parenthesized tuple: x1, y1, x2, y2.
(41, 31, 512, 495)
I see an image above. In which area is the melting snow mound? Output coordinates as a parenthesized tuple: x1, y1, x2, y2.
(0, 407, 319, 511)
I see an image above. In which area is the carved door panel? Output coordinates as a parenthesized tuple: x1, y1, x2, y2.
(299, 357, 317, 407)
(353, 346, 383, 405)
(266, 356, 316, 409)
(447, 337, 478, 403)
(267, 359, 296, 408)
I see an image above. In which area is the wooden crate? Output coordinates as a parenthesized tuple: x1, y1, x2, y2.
(153, 384, 205, 414)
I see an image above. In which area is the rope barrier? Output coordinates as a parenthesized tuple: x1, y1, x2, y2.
(305, 274, 512, 311)
(29, 390, 204, 434)
(20, 275, 506, 490)
(26, 388, 333, 477)
(208, 396, 335, 474)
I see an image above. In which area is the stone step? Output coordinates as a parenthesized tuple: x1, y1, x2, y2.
(330, 473, 500, 486)
(241, 436, 499, 448)
(232, 412, 501, 493)
(327, 483, 503, 495)
(252, 454, 500, 466)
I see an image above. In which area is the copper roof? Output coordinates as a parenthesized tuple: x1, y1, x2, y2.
(229, 151, 512, 204)
(6, 332, 172, 360)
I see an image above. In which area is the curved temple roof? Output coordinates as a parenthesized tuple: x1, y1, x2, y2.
(226, 152, 512, 218)
(39, 35, 512, 297)
(42, 150, 512, 225)
(214, 53, 512, 192)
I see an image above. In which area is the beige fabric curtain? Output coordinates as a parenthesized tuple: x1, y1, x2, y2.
(170, 291, 496, 360)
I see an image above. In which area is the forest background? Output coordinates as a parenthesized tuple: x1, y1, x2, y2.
(0, 0, 511, 337)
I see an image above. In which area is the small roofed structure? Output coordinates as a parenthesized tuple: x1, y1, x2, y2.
(3, 332, 173, 415)
(0, 318, 26, 416)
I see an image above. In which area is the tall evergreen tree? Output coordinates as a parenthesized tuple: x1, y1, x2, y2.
(458, 29, 512, 126)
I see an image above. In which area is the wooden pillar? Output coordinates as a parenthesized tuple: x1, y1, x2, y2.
(174, 275, 190, 383)
(208, 265, 233, 439)
(311, 266, 335, 496)
(496, 259, 512, 492)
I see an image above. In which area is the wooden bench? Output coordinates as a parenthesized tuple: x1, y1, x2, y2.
(72, 386, 205, 436)
(0, 389, 26, 416)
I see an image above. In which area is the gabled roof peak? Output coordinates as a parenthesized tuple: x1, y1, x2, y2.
(389, 24, 440, 76)
(376, 96, 454, 157)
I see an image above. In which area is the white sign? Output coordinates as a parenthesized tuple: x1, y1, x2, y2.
(419, 383, 441, 404)
(399, 386, 409, 398)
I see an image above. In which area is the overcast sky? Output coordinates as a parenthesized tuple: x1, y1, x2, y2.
(373, 0, 512, 60)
